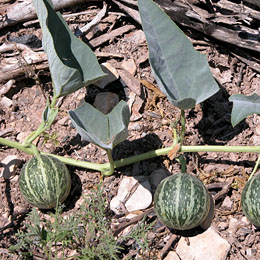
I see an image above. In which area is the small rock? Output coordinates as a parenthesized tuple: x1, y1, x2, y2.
(57, 116, 70, 126)
(94, 92, 119, 114)
(1, 96, 13, 108)
(16, 131, 31, 142)
(110, 176, 152, 215)
(94, 63, 119, 89)
(121, 59, 137, 75)
(126, 30, 146, 45)
(129, 122, 142, 132)
(164, 251, 181, 260)
(176, 227, 231, 260)
(221, 196, 233, 210)
(0, 155, 22, 179)
(241, 216, 251, 225)
(228, 217, 239, 234)
(149, 169, 169, 193)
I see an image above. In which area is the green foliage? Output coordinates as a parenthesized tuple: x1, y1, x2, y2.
(33, 0, 106, 98)
(229, 94, 260, 126)
(138, 0, 219, 110)
(69, 100, 130, 150)
(9, 185, 154, 259)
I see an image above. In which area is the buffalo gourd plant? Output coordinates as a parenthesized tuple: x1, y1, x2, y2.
(0, 0, 260, 224)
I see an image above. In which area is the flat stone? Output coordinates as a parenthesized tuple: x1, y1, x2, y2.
(94, 63, 119, 89)
(94, 92, 119, 114)
(0, 155, 22, 179)
(165, 251, 181, 260)
(121, 59, 137, 75)
(110, 176, 152, 215)
(1, 96, 13, 108)
(176, 227, 230, 260)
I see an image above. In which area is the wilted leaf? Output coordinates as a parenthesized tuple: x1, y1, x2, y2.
(33, 0, 106, 97)
(229, 94, 260, 126)
(69, 101, 130, 150)
(138, 0, 219, 110)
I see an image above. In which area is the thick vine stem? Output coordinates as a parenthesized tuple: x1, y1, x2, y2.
(103, 149, 115, 176)
(1, 137, 260, 174)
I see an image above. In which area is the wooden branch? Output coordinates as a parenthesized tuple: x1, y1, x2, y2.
(243, 0, 260, 8)
(0, 0, 101, 30)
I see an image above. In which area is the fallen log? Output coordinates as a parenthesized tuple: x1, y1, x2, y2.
(0, 0, 101, 30)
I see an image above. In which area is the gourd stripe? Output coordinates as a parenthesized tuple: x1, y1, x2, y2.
(41, 156, 52, 206)
(175, 174, 181, 228)
(23, 159, 45, 206)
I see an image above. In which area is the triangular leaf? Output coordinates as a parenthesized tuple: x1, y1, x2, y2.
(138, 0, 219, 110)
(68, 101, 130, 150)
(33, 0, 106, 97)
(229, 94, 260, 126)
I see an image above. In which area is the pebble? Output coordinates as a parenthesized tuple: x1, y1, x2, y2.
(57, 116, 70, 126)
(93, 92, 119, 114)
(1, 96, 13, 108)
(228, 217, 239, 234)
(176, 227, 231, 260)
(221, 196, 233, 210)
(110, 176, 152, 215)
(94, 63, 119, 89)
(0, 155, 22, 179)
(121, 59, 137, 75)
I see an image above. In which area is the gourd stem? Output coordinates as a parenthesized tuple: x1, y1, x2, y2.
(180, 109, 186, 144)
(248, 155, 260, 181)
(103, 149, 115, 176)
(22, 99, 59, 146)
(2, 137, 260, 173)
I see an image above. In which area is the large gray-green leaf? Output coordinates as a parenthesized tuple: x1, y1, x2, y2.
(69, 101, 130, 150)
(229, 94, 260, 127)
(33, 0, 106, 97)
(138, 0, 219, 110)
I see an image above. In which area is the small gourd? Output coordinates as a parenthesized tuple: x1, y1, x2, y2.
(241, 174, 260, 227)
(154, 172, 210, 230)
(19, 155, 71, 209)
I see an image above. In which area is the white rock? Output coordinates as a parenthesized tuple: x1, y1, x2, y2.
(94, 92, 119, 114)
(1, 96, 13, 108)
(94, 63, 119, 89)
(165, 251, 180, 260)
(149, 169, 169, 193)
(0, 155, 22, 179)
(176, 227, 230, 260)
(110, 176, 152, 215)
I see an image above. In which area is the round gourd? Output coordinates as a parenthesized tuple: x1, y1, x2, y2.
(154, 172, 210, 230)
(19, 155, 71, 209)
(241, 174, 260, 227)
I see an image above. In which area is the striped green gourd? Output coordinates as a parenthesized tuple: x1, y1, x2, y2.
(154, 172, 210, 230)
(241, 174, 260, 227)
(19, 155, 71, 209)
